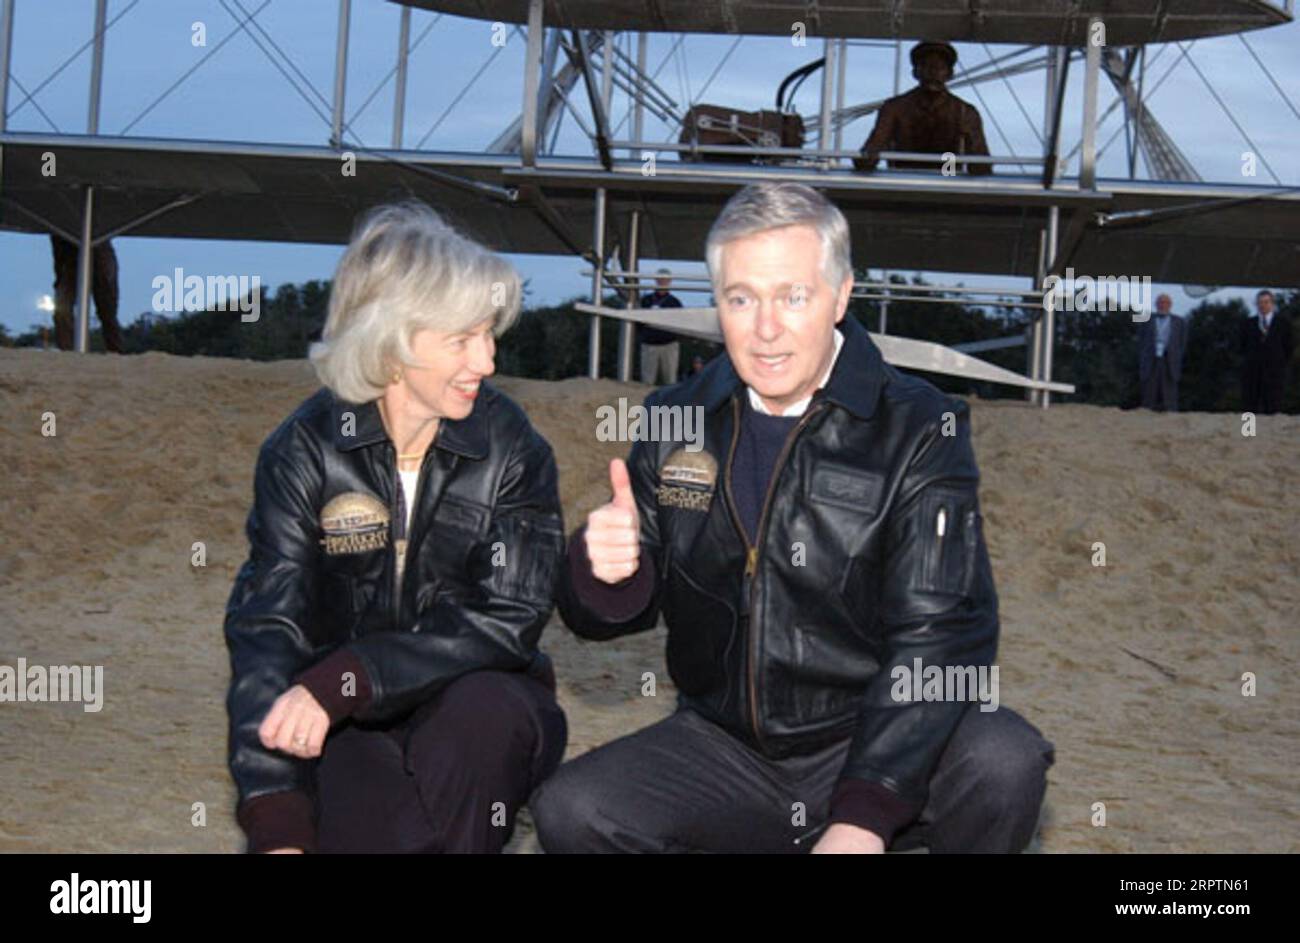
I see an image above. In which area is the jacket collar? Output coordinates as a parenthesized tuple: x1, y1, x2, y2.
(329, 387, 491, 460)
(820, 313, 887, 421)
(697, 313, 887, 421)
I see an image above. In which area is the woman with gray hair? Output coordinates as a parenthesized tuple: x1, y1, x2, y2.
(224, 201, 567, 853)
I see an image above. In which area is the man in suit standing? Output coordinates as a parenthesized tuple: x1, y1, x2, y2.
(639, 268, 685, 386)
(1138, 293, 1187, 412)
(1240, 289, 1293, 415)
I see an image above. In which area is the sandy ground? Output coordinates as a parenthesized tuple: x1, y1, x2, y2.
(0, 347, 1296, 853)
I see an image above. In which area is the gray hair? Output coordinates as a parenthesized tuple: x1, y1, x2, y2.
(704, 182, 852, 292)
(309, 200, 521, 403)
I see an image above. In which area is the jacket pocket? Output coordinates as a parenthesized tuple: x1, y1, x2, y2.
(413, 579, 443, 614)
(808, 463, 886, 518)
(663, 561, 737, 698)
(325, 573, 383, 638)
(774, 625, 871, 725)
(326, 572, 355, 615)
(489, 514, 564, 606)
(417, 498, 484, 583)
(917, 486, 978, 597)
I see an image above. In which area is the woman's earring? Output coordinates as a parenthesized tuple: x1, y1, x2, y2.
(391, 368, 403, 384)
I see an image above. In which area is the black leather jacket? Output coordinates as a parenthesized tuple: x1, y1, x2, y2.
(557, 314, 998, 806)
(225, 383, 564, 811)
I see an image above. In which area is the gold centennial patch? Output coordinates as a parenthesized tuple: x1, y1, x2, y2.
(656, 448, 717, 512)
(659, 448, 718, 488)
(656, 485, 713, 511)
(319, 491, 390, 555)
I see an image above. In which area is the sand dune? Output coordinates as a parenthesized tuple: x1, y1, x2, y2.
(0, 347, 1296, 852)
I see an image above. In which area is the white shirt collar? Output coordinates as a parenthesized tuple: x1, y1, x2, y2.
(747, 328, 844, 418)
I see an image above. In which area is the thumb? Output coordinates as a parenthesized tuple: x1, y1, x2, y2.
(609, 458, 636, 513)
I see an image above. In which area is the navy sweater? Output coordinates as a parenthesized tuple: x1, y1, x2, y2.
(732, 393, 800, 541)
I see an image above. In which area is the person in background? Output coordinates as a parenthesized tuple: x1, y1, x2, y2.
(639, 268, 684, 385)
(1137, 293, 1187, 412)
(50, 234, 123, 352)
(1240, 289, 1292, 415)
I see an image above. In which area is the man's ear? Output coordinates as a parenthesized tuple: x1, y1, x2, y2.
(834, 275, 853, 323)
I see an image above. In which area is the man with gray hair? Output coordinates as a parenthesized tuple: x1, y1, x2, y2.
(533, 181, 1054, 854)
(1138, 293, 1187, 412)
(638, 267, 685, 385)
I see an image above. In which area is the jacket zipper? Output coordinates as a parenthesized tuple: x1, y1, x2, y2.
(721, 394, 826, 749)
(388, 443, 403, 632)
(389, 445, 434, 633)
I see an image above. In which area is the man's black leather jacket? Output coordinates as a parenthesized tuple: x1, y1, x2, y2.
(557, 313, 998, 809)
(224, 383, 564, 831)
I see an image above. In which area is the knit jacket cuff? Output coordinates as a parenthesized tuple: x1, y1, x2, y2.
(237, 790, 316, 854)
(828, 777, 925, 847)
(296, 648, 373, 724)
(566, 525, 657, 623)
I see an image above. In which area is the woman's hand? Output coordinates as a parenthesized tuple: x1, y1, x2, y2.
(258, 684, 329, 759)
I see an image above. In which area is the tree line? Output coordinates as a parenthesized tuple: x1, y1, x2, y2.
(2, 276, 1294, 414)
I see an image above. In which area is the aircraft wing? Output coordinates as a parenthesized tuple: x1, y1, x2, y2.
(3, 133, 1297, 287)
